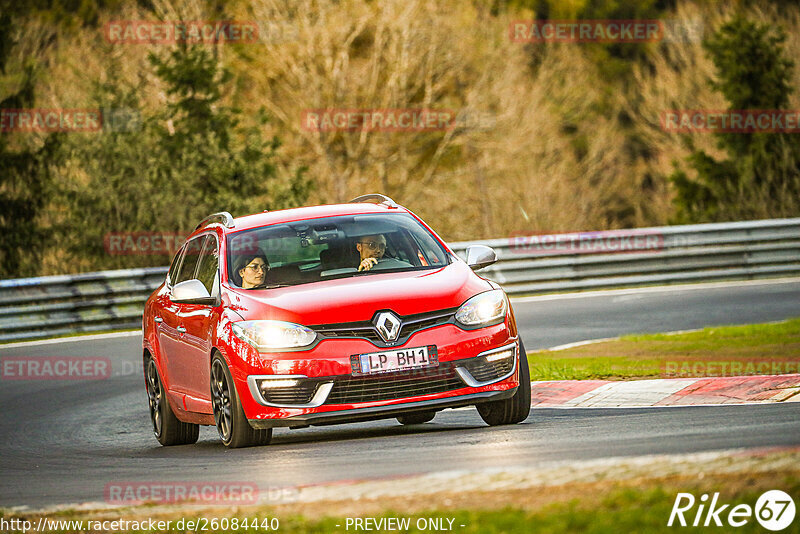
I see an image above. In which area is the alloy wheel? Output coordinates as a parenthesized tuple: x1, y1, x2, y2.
(211, 359, 233, 442)
(146, 360, 162, 437)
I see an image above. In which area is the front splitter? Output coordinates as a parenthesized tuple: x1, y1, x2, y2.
(248, 388, 516, 429)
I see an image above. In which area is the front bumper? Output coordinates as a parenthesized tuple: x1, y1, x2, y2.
(247, 341, 517, 409)
(229, 321, 519, 424)
(248, 388, 516, 429)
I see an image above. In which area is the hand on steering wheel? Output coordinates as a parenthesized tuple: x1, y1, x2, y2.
(358, 257, 379, 271)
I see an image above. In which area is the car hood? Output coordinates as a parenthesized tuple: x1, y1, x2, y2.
(225, 261, 493, 325)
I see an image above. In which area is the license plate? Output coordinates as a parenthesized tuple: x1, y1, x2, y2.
(350, 345, 438, 376)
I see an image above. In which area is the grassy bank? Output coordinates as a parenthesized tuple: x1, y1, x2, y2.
(7, 459, 798, 533)
(283, 476, 800, 533)
(527, 318, 800, 381)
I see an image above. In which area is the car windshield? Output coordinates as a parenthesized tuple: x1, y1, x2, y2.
(226, 213, 450, 288)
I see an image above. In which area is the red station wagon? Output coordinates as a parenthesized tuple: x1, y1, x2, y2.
(142, 195, 530, 448)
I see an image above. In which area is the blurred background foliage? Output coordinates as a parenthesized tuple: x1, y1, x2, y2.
(0, 0, 799, 276)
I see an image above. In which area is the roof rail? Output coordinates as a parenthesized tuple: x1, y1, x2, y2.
(195, 212, 235, 231)
(348, 194, 399, 209)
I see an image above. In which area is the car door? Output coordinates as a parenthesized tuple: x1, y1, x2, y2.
(173, 234, 218, 412)
(161, 235, 206, 397)
(155, 244, 185, 391)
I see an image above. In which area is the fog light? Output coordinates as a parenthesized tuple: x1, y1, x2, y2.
(485, 348, 514, 362)
(258, 378, 300, 390)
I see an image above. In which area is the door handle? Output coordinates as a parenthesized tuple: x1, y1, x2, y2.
(177, 326, 187, 333)
(154, 317, 163, 324)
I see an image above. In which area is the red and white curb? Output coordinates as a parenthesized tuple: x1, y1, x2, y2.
(531, 374, 800, 408)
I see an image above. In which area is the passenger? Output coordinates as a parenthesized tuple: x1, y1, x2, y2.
(356, 234, 387, 272)
(234, 251, 270, 289)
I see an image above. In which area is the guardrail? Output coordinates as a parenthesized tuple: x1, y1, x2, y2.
(1, 218, 798, 342)
(0, 267, 168, 342)
(455, 217, 800, 295)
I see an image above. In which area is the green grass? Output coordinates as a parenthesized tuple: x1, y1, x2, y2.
(527, 318, 800, 380)
(253, 476, 800, 533)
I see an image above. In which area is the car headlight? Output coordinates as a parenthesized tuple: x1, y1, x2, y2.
(455, 289, 508, 327)
(232, 320, 316, 350)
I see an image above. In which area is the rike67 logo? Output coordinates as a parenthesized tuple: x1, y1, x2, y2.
(669, 490, 796, 530)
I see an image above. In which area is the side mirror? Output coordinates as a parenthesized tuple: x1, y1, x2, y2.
(465, 245, 498, 271)
(172, 279, 216, 305)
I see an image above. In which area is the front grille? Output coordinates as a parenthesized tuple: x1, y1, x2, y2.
(316, 325, 382, 343)
(324, 363, 465, 404)
(461, 356, 515, 383)
(311, 308, 456, 346)
(397, 310, 454, 338)
(260, 382, 319, 405)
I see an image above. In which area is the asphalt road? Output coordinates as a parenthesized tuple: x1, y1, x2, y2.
(1, 279, 799, 509)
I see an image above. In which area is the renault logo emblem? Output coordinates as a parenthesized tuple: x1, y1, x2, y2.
(374, 311, 402, 343)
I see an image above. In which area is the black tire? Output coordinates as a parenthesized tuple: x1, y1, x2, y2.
(476, 340, 531, 426)
(211, 354, 272, 449)
(145, 356, 199, 446)
(397, 411, 436, 425)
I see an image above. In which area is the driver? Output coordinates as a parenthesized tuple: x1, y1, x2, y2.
(356, 234, 386, 272)
(234, 250, 270, 288)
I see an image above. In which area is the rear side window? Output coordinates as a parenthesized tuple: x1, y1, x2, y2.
(195, 235, 219, 294)
(173, 235, 206, 285)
